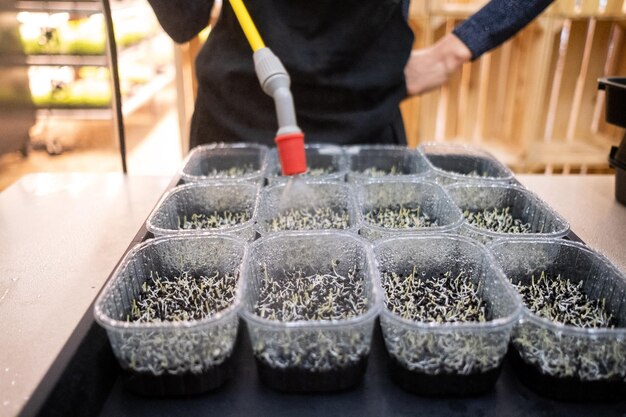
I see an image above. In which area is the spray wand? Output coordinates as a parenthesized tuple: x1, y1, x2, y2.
(228, 0, 307, 175)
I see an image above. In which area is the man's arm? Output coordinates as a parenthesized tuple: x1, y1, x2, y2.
(147, 0, 214, 43)
(405, 0, 554, 96)
(453, 0, 554, 59)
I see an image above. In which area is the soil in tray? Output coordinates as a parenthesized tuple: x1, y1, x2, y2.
(387, 354, 502, 397)
(124, 355, 234, 397)
(255, 356, 369, 393)
(508, 348, 626, 402)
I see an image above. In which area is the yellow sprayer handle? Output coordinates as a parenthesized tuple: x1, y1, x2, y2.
(228, 0, 265, 52)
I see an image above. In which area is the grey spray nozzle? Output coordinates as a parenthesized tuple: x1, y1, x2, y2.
(253, 47, 301, 136)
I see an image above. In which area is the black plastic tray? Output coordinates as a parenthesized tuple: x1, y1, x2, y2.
(22, 176, 626, 417)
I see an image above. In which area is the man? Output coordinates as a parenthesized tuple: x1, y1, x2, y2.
(148, 0, 553, 148)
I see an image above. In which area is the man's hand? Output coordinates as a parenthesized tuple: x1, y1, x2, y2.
(404, 33, 472, 97)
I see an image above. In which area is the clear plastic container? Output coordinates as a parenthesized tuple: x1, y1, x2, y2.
(94, 235, 247, 396)
(180, 143, 268, 185)
(418, 143, 514, 185)
(446, 183, 569, 244)
(488, 238, 626, 401)
(146, 182, 260, 241)
(256, 180, 359, 236)
(344, 145, 431, 183)
(267, 144, 347, 184)
(356, 180, 464, 241)
(374, 234, 521, 396)
(241, 231, 380, 392)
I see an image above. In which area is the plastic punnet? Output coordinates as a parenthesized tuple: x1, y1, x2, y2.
(418, 143, 514, 185)
(94, 235, 247, 396)
(489, 238, 626, 401)
(374, 234, 521, 396)
(241, 231, 380, 392)
(356, 180, 464, 241)
(180, 142, 268, 184)
(146, 182, 259, 241)
(446, 183, 569, 244)
(344, 145, 430, 183)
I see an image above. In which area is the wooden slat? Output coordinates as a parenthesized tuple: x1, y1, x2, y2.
(472, 53, 491, 144)
(519, 18, 558, 151)
(493, 41, 512, 136)
(566, 18, 596, 142)
(544, 19, 571, 142)
(434, 18, 456, 142)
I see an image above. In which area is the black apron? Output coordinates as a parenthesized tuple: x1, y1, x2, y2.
(190, 0, 414, 148)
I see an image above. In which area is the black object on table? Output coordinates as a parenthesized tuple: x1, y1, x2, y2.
(598, 77, 626, 206)
(22, 176, 626, 417)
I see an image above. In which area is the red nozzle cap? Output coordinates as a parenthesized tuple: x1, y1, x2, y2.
(275, 132, 307, 175)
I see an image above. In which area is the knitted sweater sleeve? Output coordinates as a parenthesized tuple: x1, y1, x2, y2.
(452, 0, 554, 59)
(146, 0, 214, 43)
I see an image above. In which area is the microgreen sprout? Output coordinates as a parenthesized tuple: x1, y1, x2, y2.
(463, 206, 531, 234)
(251, 261, 370, 372)
(383, 268, 486, 323)
(366, 205, 437, 229)
(207, 164, 255, 178)
(119, 270, 240, 376)
(178, 211, 250, 230)
(360, 165, 400, 177)
(119, 320, 238, 375)
(512, 271, 625, 382)
(306, 166, 334, 176)
(255, 260, 367, 321)
(465, 170, 488, 178)
(513, 271, 615, 328)
(269, 207, 350, 231)
(381, 267, 507, 376)
(129, 270, 238, 323)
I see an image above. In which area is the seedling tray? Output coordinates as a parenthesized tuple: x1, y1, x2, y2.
(179, 143, 268, 185)
(93, 234, 246, 397)
(374, 235, 521, 397)
(489, 238, 626, 402)
(242, 232, 379, 393)
(20, 174, 626, 417)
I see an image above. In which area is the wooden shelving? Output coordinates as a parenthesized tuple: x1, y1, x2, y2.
(402, 0, 626, 173)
